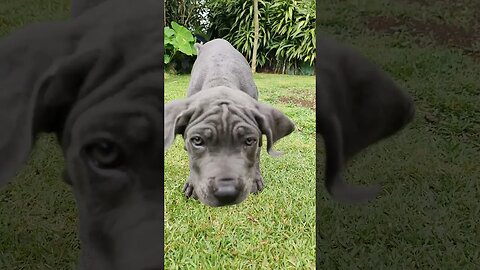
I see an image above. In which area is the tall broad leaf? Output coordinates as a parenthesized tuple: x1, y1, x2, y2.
(171, 22, 196, 56)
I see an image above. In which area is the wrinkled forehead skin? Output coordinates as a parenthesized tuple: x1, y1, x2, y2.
(62, 73, 164, 270)
(183, 87, 263, 144)
(185, 100, 261, 143)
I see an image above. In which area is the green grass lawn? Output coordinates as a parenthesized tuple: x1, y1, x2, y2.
(164, 74, 316, 269)
(318, 0, 480, 269)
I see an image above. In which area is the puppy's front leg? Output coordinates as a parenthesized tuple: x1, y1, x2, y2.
(183, 176, 198, 199)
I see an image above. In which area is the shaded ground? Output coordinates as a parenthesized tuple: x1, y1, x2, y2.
(365, 0, 480, 61)
(366, 15, 480, 60)
(318, 0, 480, 269)
(361, 0, 480, 146)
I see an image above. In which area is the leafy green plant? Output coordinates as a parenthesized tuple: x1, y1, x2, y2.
(206, 0, 315, 74)
(268, 0, 316, 73)
(164, 21, 197, 65)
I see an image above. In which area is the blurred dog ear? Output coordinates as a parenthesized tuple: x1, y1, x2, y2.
(164, 99, 196, 150)
(253, 103, 295, 156)
(317, 35, 415, 203)
(0, 24, 100, 188)
(36, 50, 101, 133)
(71, 0, 106, 17)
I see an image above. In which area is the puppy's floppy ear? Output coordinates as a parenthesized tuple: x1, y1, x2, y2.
(164, 99, 196, 150)
(317, 35, 415, 203)
(253, 103, 295, 156)
(36, 50, 100, 132)
(194, 43, 203, 54)
(0, 46, 100, 188)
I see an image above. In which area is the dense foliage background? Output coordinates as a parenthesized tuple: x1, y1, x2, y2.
(165, 0, 316, 75)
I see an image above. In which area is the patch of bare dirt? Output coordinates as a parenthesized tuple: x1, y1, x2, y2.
(397, 0, 480, 14)
(397, 0, 466, 6)
(365, 15, 480, 60)
(279, 96, 315, 110)
(396, 0, 429, 5)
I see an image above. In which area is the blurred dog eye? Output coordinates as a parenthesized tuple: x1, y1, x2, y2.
(85, 140, 123, 168)
(191, 136, 204, 147)
(245, 137, 257, 146)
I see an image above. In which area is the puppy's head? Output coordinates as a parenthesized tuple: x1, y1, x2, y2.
(164, 87, 295, 207)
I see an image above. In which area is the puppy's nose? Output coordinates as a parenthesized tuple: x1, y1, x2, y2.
(213, 178, 240, 204)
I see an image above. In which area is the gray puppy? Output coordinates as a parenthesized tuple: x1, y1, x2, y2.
(0, 0, 164, 269)
(164, 39, 295, 207)
(317, 35, 415, 203)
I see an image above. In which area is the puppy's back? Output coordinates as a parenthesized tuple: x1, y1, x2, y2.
(187, 39, 258, 100)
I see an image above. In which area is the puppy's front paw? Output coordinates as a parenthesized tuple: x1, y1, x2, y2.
(182, 182, 197, 199)
(251, 173, 265, 194)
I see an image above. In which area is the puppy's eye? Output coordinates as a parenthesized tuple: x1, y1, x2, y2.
(245, 137, 257, 146)
(191, 136, 204, 147)
(85, 140, 123, 168)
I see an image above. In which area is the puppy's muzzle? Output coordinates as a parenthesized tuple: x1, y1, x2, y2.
(212, 177, 241, 204)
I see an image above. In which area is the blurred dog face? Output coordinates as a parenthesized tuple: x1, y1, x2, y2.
(63, 89, 164, 269)
(0, 0, 165, 268)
